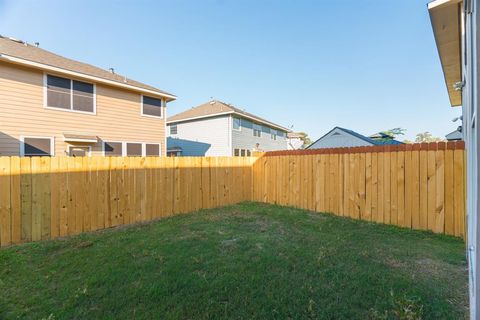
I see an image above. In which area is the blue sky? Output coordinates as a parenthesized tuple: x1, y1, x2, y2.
(0, 0, 461, 141)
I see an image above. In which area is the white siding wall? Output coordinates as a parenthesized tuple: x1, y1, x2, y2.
(167, 116, 231, 156)
(308, 128, 373, 149)
(231, 116, 288, 153)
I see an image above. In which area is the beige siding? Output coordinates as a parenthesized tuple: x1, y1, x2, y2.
(0, 62, 166, 156)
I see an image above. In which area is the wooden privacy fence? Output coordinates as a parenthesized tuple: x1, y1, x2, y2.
(0, 156, 254, 247)
(252, 141, 466, 238)
(0, 142, 468, 247)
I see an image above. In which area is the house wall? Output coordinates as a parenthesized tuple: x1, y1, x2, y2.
(0, 61, 167, 156)
(231, 116, 288, 153)
(308, 127, 373, 149)
(167, 116, 231, 156)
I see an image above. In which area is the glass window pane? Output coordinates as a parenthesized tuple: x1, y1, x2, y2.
(127, 143, 143, 156)
(73, 80, 94, 95)
(170, 125, 177, 135)
(24, 138, 51, 156)
(234, 149, 240, 156)
(146, 144, 160, 156)
(233, 117, 241, 130)
(72, 95, 94, 112)
(143, 96, 162, 117)
(104, 142, 123, 156)
(47, 75, 71, 93)
(240, 149, 245, 156)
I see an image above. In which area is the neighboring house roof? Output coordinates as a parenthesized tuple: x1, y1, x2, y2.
(0, 35, 176, 101)
(167, 100, 290, 132)
(306, 127, 403, 149)
(446, 127, 463, 141)
(369, 132, 394, 140)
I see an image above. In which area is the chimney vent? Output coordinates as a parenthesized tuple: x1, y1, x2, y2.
(109, 68, 115, 74)
(34, 42, 39, 47)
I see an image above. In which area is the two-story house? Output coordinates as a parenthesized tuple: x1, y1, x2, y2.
(0, 35, 176, 157)
(166, 100, 290, 156)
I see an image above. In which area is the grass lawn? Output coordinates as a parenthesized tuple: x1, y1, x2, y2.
(0, 202, 467, 319)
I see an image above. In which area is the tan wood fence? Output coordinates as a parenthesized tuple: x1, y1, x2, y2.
(253, 142, 466, 238)
(0, 142, 467, 247)
(0, 156, 254, 246)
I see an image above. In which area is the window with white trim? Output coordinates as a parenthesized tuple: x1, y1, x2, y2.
(104, 141, 123, 156)
(233, 117, 241, 130)
(142, 96, 163, 118)
(104, 141, 161, 156)
(145, 143, 160, 156)
(126, 143, 143, 156)
(271, 129, 277, 140)
(253, 124, 262, 137)
(170, 124, 178, 135)
(22, 137, 54, 156)
(46, 75, 95, 113)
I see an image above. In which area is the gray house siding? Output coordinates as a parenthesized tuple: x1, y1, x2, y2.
(167, 115, 231, 156)
(231, 116, 288, 153)
(308, 127, 373, 149)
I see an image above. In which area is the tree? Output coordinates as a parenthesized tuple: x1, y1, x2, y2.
(382, 127, 406, 139)
(414, 132, 444, 143)
(298, 132, 312, 148)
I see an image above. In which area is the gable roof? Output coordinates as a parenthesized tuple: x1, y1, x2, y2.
(167, 100, 290, 132)
(306, 127, 403, 149)
(0, 35, 176, 101)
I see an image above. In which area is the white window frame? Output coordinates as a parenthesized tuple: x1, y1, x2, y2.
(67, 145, 92, 157)
(20, 135, 55, 157)
(102, 141, 162, 156)
(141, 95, 164, 119)
(232, 117, 242, 131)
(43, 73, 97, 115)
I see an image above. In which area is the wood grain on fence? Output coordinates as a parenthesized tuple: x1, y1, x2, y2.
(0, 156, 254, 246)
(253, 142, 466, 238)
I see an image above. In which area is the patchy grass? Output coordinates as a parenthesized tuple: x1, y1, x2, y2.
(0, 202, 468, 319)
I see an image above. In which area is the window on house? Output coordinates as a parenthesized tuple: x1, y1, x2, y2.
(104, 141, 123, 156)
(253, 124, 262, 137)
(246, 150, 251, 156)
(240, 149, 246, 156)
(170, 124, 178, 135)
(233, 117, 241, 130)
(46, 75, 94, 113)
(271, 129, 277, 140)
(126, 143, 143, 156)
(68, 146, 91, 157)
(234, 149, 240, 156)
(22, 137, 54, 156)
(146, 143, 160, 156)
(142, 96, 163, 118)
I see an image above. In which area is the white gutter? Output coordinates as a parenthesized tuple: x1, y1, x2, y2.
(427, 0, 460, 9)
(0, 53, 177, 101)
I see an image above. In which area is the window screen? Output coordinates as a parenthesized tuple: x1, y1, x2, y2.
(23, 137, 52, 156)
(47, 75, 94, 113)
(142, 96, 163, 117)
(127, 143, 143, 156)
(72, 80, 94, 112)
(104, 142, 123, 156)
(47, 75, 71, 110)
(146, 144, 160, 156)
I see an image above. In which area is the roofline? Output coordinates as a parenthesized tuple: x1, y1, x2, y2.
(427, 0, 461, 10)
(167, 110, 291, 132)
(306, 127, 375, 149)
(0, 53, 177, 101)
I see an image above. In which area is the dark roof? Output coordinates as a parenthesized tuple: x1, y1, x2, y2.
(0, 35, 175, 99)
(167, 100, 290, 132)
(306, 127, 403, 149)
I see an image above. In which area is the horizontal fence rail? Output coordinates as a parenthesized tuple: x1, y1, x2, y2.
(0, 156, 254, 246)
(0, 142, 467, 247)
(253, 141, 466, 238)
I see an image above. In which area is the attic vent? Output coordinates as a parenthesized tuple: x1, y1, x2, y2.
(332, 132, 341, 136)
